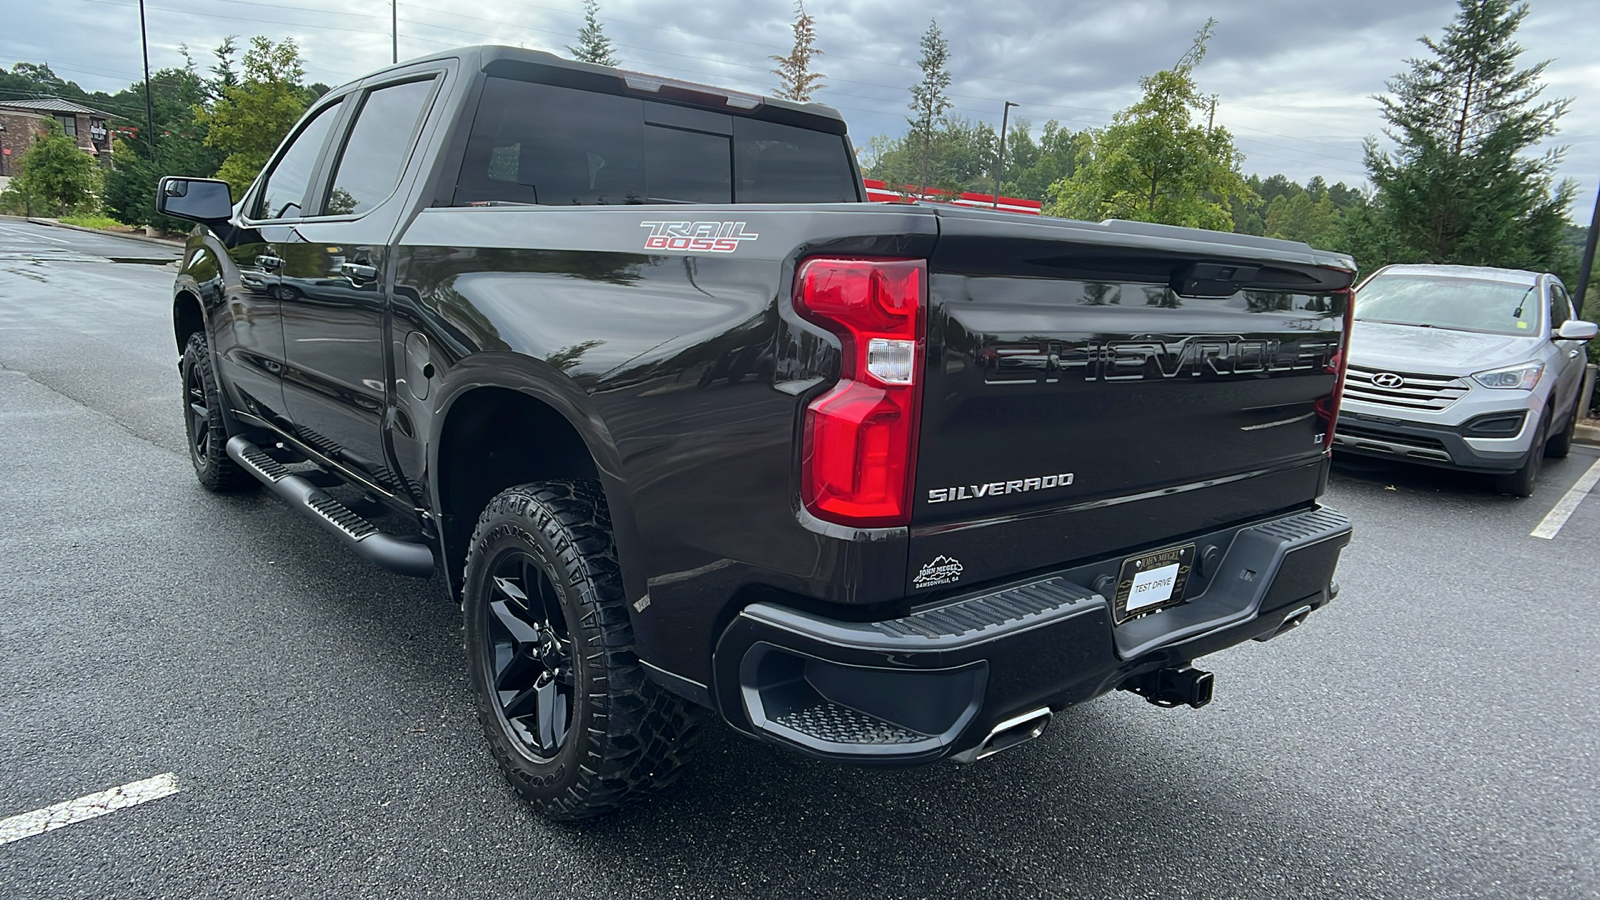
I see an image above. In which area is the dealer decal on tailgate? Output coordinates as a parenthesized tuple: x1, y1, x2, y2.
(640, 221, 759, 253)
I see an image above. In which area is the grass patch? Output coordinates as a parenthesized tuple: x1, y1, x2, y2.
(59, 215, 132, 230)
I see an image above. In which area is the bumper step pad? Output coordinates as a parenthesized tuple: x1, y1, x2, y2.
(771, 702, 927, 746)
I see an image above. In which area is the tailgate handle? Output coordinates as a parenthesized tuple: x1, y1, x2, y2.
(1171, 262, 1260, 298)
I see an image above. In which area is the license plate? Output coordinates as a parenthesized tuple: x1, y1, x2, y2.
(1111, 543, 1196, 624)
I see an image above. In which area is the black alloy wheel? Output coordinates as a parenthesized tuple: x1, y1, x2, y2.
(462, 480, 703, 820)
(179, 331, 255, 492)
(480, 548, 576, 759)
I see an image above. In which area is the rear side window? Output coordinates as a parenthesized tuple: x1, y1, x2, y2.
(324, 78, 436, 216)
(254, 100, 342, 220)
(455, 78, 857, 206)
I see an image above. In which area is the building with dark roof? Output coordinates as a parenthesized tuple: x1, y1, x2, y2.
(0, 98, 116, 177)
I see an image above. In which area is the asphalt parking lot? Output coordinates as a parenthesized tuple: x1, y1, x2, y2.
(2, 218, 1598, 899)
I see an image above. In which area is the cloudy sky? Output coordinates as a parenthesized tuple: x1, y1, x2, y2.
(4, 0, 1597, 218)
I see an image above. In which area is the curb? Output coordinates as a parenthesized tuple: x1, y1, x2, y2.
(24, 217, 185, 249)
(1576, 423, 1600, 448)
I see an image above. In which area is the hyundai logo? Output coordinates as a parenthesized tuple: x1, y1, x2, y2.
(1372, 372, 1406, 389)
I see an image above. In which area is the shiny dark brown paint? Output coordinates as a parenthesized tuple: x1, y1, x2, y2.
(168, 45, 1356, 711)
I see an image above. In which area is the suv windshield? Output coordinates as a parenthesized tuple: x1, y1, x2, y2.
(1355, 274, 1541, 336)
(455, 78, 859, 206)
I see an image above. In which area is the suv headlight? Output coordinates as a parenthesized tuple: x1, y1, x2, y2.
(1472, 361, 1544, 390)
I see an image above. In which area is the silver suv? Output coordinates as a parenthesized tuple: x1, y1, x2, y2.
(1333, 264, 1597, 497)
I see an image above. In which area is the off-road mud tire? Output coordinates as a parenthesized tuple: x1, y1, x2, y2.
(462, 480, 702, 821)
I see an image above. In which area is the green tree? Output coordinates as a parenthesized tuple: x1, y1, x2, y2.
(568, 0, 620, 67)
(210, 35, 240, 99)
(1361, 0, 1575, 273)
(102, 61, 222, 230)
(998, 119, 1077, 202)
(1263, 191, 1344, 248)
(196, 36, 310, 197)
(771, 1, 824, 102)
(6, 119, 100, 215)
(907, 19, 952, 194)
(1047, 20, 1252, 230)
(864, 117, 994, 197)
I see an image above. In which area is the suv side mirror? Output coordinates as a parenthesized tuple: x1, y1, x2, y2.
(1555, 320, 1599, 341)
(157, 177, 234, 223)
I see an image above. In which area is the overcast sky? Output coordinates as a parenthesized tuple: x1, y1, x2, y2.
(4, 0, 1596, 219)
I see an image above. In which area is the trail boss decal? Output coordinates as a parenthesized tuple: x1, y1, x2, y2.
(928, 472, 1075, 504)
(640, 221, 759, 253)
(913, 556, 964, 590)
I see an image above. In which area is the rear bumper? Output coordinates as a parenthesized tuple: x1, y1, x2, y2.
(712, 505, 1351, 763)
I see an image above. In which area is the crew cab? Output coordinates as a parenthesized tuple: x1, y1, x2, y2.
(157, 46, 1356, 820)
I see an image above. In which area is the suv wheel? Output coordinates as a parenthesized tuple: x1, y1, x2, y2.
(179, 332, 256, 492)
(1495, 413, 1548, 498)
(461, 480, 701, 820)
(1546, 399, 1579, 459)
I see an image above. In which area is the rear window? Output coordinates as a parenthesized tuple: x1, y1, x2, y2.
(454, 78, 858, 206)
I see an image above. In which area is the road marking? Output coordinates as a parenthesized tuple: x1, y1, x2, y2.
(1531, 456, 1600, 540)
(0, 225, 70, 244)
(0, 773, 180, 846)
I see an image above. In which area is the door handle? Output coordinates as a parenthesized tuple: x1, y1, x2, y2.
(1570, 350, 1580, 359)
(340, 261, 379, 282)
(256, 255, 284, 271)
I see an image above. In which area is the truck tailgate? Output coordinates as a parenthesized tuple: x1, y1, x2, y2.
(908, 210, 1354, 594)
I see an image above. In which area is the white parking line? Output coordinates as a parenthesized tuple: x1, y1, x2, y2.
(1531, 456, 1600, 540)
(0, 224, 70, 244)
(0, 773, 180, 846)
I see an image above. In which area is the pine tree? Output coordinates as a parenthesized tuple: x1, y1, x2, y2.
(1362, 0, 1575, 271)
(907, 19, 952, 195)
(209, 36, 240, 100)
(569, 0, 620, 68)
(771, 2, 824, 102)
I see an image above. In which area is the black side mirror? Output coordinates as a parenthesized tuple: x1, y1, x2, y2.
(157, 177, 234, 223)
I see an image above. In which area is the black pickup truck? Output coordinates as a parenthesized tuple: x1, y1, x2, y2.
(158, 46, 1356, 820)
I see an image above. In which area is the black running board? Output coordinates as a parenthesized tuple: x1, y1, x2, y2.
(225, 436, 435, 578)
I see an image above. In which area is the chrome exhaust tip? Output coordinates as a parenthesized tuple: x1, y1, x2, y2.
(950, 707, 1052, 764)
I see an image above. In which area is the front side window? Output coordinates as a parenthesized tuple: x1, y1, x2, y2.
(1355, 274, 1543, 337)
(324, 78, 436, 216)
(454, 78, 857, 206)
(254, 100, 342, 220)
(1550, 283, 1573, 329)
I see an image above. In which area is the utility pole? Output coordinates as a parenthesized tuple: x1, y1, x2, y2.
(392, 0, 398, 64)
(138, 0, 156, 166)
(1575, 184, 1600, 320)
(992, 100, 1017, 209)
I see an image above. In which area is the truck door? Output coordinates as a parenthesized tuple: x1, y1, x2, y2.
(274, 76, 439, 493)
(218, 98, 344, 424)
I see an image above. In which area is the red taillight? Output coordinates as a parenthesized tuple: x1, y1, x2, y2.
(794, 258, 926, 527)
(1315, 287, 1355, 452)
